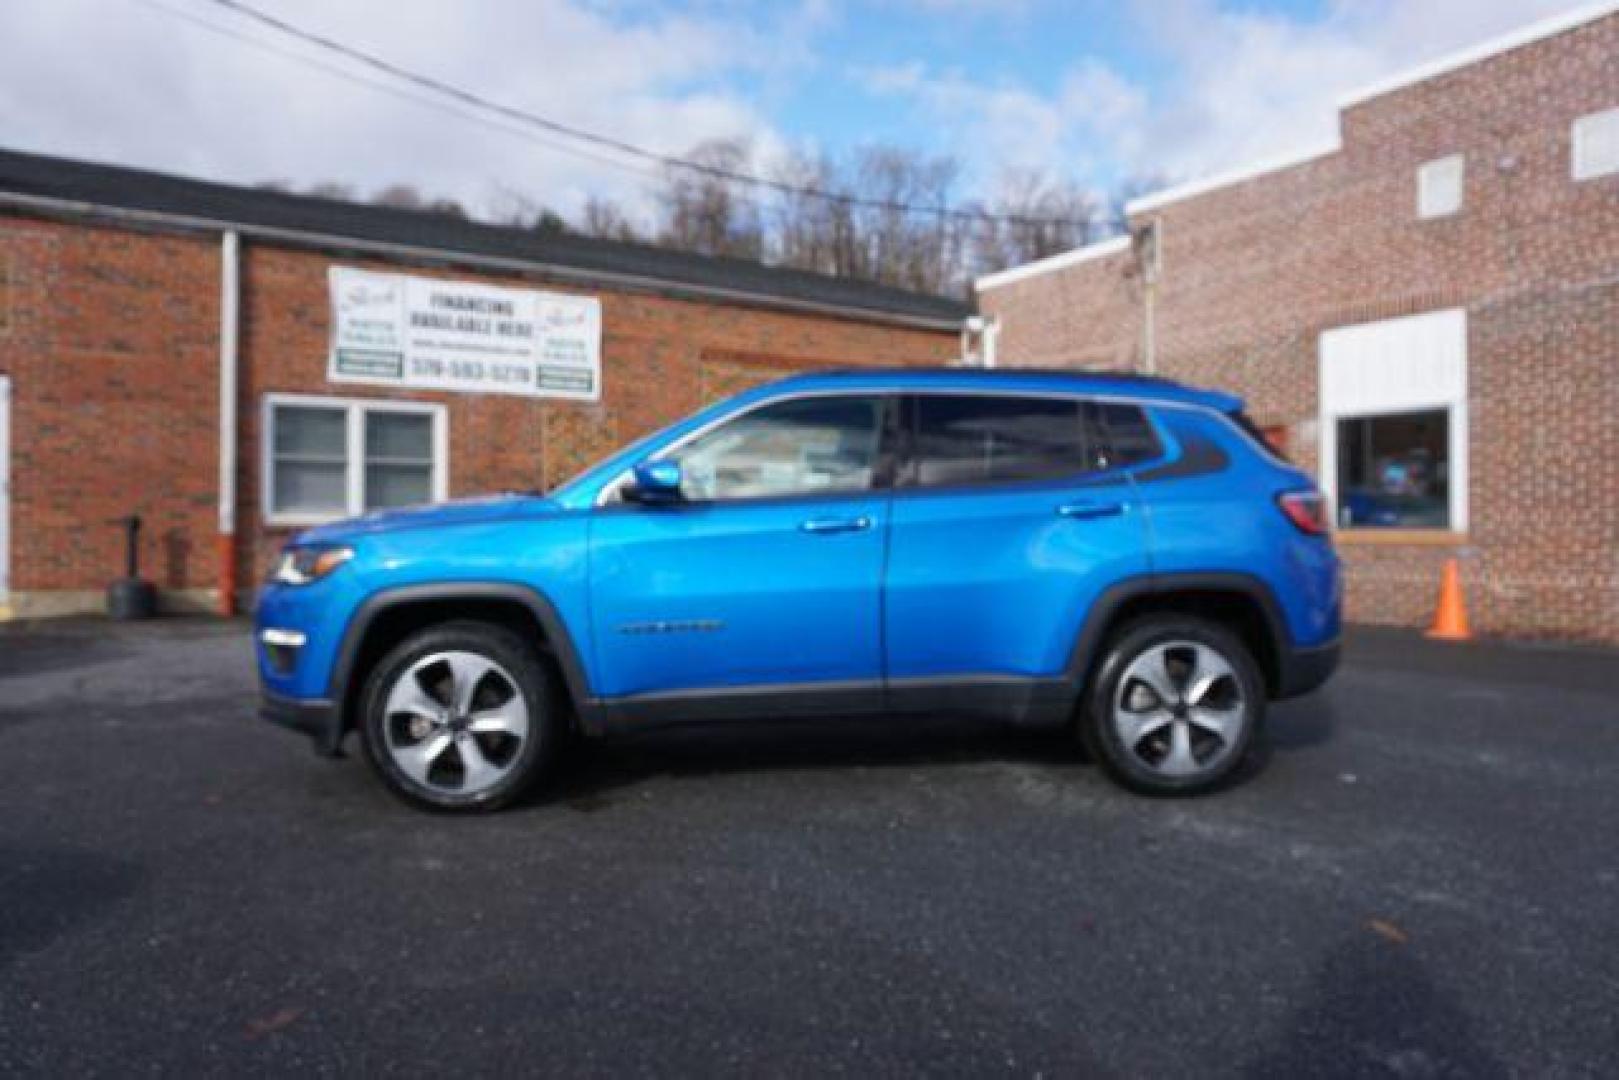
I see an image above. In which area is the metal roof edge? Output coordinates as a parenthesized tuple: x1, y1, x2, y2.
(0, 190, 966, 332)
(1121, 2, 1618, 219)
(972, 235, 1132, 292)
(1338, 0, 1619, 109)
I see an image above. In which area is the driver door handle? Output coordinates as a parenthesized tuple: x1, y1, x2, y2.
(800, 516, 873, 535)
(1057, 501, 1126, 521)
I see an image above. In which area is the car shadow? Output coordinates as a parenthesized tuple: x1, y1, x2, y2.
(1225, 693, 1338, 788)
(536, 714, 1088, 812)
(531, 692, 1343, 812)
(0, 631, 134, 680)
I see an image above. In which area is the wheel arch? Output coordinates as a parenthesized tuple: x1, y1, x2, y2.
(329, 583, 594, 738)
(1068, 573, 1290, 700)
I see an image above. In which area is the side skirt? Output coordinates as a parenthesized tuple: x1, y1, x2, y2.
(588, 676, 1076, 737)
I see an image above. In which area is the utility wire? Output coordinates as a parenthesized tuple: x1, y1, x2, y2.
(130, 0, 671, 187)
(178, 0, 1089, 229)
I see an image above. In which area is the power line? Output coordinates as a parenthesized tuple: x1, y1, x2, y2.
(178, 0, 1089, 229)
(129, 0, 670, 188)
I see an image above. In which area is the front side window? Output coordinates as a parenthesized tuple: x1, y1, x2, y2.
(1335, 409, 1450, 529)
(265, 397, 446, 523)
(905, 394, 1097, 488)
(672, 395, 883, 501)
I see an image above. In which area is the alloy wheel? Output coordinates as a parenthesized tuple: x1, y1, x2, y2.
(382, 650, 530, 796)
(1111, 640, 1248, 781)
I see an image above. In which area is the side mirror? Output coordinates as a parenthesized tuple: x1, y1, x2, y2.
(627, 459, 683, 504)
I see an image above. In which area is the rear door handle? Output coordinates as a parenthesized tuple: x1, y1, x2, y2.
(800, 516, 873, 535)
(1057, 501, 1126, 521)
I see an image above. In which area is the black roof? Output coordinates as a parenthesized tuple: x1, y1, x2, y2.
(0, 147, 969, 326)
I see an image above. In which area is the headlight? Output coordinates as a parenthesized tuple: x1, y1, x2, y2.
(270, 544, 354, 586)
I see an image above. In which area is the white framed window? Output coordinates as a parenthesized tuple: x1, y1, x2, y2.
(1319, 309, 1468, 533)
(1417, 154, 1464, 218)
(262, 394, 447, 525)
(1572, 107, 1619, 181)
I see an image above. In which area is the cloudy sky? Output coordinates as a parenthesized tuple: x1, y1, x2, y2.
(0, 0, 1585, 223)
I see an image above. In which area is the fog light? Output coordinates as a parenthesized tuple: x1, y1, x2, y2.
(260, 627, 306, 675)
(260, 628, 307, 648)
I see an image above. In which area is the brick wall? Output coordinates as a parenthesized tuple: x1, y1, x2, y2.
(0, 216, 958, 614)
(979, 12, 1619, 644)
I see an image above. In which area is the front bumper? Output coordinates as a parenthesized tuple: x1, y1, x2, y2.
(260, 689, 345, 757)
(1275, 637, 1340, 700)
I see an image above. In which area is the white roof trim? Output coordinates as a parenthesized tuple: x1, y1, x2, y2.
(1121, 1, 1617, 220)
(1125, 139, 1341, 216)
(973, 235, 1130, 291)
(1338, 0, 1619, 108)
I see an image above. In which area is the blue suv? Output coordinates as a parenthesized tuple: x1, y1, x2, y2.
(257, 368, 1340, 810)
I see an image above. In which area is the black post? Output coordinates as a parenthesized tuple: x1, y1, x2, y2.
(107, 513, 156, 620)
(123, 515, 141, 579)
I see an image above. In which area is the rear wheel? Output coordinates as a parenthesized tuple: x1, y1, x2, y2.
(359, 621, 561, 812)
(1082, 616, 1264, 795)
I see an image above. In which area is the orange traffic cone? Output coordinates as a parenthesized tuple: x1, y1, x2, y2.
(1426, 558, 1472, 641)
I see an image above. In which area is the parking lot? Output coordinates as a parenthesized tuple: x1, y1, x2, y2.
(1, 618, 1616, 1075)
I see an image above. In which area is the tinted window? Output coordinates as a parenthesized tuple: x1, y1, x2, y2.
(907, 395, 1095, 487)
(1093, 402, 1161, 468)
(1336, 409, 1450, 529)
(673, 395, 883, 501)
(1226, 409, 1291, 462)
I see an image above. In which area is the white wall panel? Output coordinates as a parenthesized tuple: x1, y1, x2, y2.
(1318, 308, 1469, 531)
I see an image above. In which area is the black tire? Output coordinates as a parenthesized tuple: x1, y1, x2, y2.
(1080, 615, 1265, 795)
(359, 620, 562, 812)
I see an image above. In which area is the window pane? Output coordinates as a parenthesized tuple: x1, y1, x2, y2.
(1573, 107, 1619, 181)
(366, 412, 433, 462)
(674, 396, 882, 501)
(274, 462, 347, 514)
(274, 405, 346, 458)
(1417, 154, 1464, 218)
(365, 463, 433, 510)
(1336, 410, 1449, 529)
(910, 395, 1090, 487)
(1094, 402, 1161, 469)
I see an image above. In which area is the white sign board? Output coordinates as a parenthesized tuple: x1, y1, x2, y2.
(327, 267, 601, 400)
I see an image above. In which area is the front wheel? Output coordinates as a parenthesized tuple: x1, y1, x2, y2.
(1081, 616, 1265, 795)
(359, 621, 562, 812)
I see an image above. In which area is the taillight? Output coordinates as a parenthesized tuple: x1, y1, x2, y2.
(1277, 491, 1329, 536)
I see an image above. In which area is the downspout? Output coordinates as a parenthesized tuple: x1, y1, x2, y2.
(217, 231, 240, 616)
(1135, 219, 1161, 375)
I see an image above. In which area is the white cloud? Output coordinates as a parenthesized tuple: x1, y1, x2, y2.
(862, 0, 1589, 191)
(0, 0, 780, 222)
(1123, 0, 1586, 181)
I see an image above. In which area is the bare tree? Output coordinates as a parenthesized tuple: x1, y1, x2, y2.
(771, 147, 851, 277)
(970, 168, 1099, 276)
(581, 196, 642, 243)
(305, 180, 357, 202)
(846, 146, 963, 293)
(487, 186, 566, 233)
(371, 183, 425, 210)
(658, 139, 765, 260)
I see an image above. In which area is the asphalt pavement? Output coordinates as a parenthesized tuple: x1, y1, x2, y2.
(1, 617, 1616, 1076)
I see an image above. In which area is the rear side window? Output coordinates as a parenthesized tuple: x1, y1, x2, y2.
(905, 394, 1097, 488)
(1226, 409, 1291, 462)
(1092, 402, 1162, 468)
